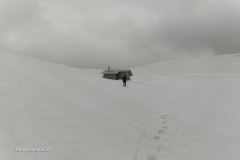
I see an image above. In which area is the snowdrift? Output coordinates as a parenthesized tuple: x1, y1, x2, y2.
(0, 50, 240, 160)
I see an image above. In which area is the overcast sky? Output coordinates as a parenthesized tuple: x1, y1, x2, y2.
(1, 0, 240, 69)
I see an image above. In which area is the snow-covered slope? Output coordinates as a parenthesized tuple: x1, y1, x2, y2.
(0, 50, 240, 160)
(132, 54, 240, 77)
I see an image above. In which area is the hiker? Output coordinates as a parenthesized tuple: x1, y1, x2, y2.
(122, 75, 127, 87)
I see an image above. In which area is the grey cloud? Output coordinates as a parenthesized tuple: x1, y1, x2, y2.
(0, 0, 240, 69)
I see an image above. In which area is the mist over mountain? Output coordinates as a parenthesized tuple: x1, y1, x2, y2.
(1, 0, 240, 68)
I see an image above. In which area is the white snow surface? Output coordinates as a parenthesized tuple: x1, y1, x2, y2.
(1, 50, 240, 160)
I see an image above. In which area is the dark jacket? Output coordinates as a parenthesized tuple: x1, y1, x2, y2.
(122, 76, 127, 82)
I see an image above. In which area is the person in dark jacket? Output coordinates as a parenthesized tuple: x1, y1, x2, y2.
(122, 75, 127, 87)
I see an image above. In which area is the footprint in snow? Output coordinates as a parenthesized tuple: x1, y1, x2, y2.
(162, 126, 168, 129)
(154, 135, 161, 140)
(158, 129, 164, 134)
(156, 144, 166, 151)
(146, 155, 157, 160)
(161, 115, 167, 119)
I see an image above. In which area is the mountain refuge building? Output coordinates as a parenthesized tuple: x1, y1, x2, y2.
(101, 67, 133, 80)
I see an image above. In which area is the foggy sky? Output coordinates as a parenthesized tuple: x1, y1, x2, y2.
(1, 0, 240, 69)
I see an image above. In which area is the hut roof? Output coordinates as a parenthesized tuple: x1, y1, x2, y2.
(101, 69, 133, 76)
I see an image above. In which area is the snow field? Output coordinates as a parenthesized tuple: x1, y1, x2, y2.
(0, 50, 240, 160)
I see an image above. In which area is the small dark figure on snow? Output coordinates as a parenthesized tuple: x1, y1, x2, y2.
(122, 75, 127, 87)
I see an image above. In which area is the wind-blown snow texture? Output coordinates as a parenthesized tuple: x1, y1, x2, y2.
(0, 50, 240, 160)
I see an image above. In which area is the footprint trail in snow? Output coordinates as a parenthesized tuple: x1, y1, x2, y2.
(133, 112, 170, 160)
